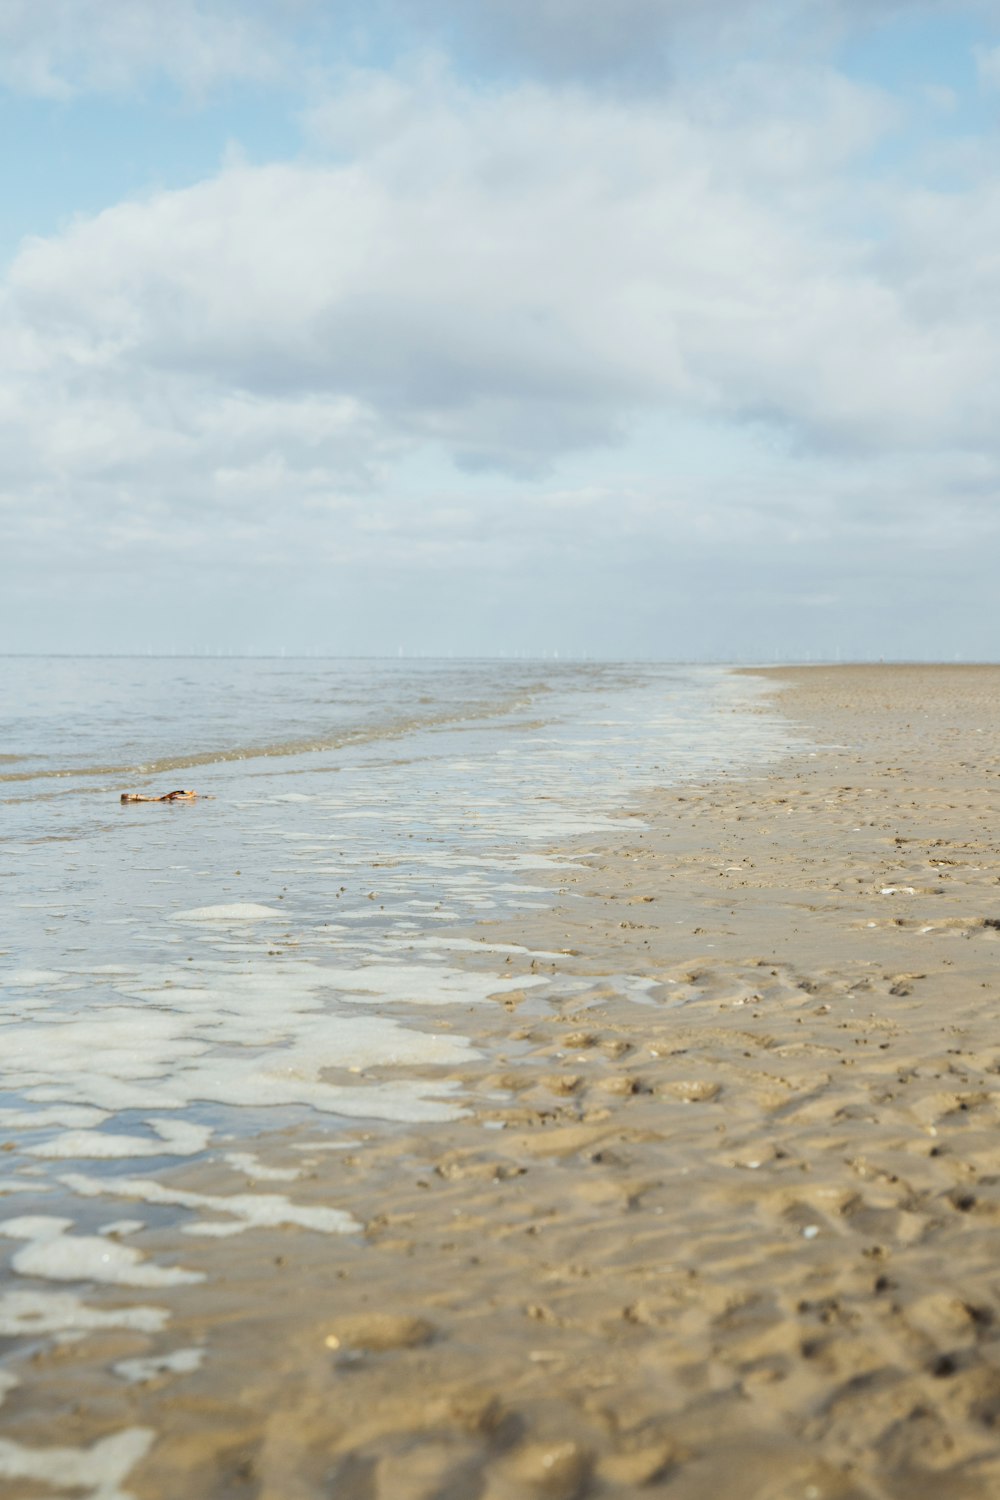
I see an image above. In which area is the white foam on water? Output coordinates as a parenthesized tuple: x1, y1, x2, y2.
(1, 958, 479, 1126)
(113, 1347, 205, 1384)
(173, 904, 284, 922)
(0, 1216, 203, 1289)
(223, 1152, 300, 1182)
(508, 841, 601, 863)
(0, 1289, 168, 1337)
(0, 1106, 110, 1130)
(0, 1179, 41, 1195)
(0, 1369, 18, 1406)
(61, 1173, 359, 1236)
(396, 936, 558, 958)
(28, 1118, 211, 1160)
(0, 1426, 154, 1500)
(329, 963, 550, 1007)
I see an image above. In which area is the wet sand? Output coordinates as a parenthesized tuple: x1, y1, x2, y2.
(7, 664, 1000, 1499)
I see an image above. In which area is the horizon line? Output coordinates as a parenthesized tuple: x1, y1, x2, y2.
(1, 654, 997, 666)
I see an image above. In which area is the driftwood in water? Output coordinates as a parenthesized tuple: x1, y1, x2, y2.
(120, 789, 207, 804)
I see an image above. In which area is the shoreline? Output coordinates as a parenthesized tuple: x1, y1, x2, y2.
(7, 664, 1000, 1499)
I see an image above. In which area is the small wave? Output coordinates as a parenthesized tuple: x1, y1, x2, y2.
(0, 685, 554, 787)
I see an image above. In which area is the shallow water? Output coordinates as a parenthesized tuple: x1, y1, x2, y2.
(2, 659, 797, 1157)
(0, 658, 797, 1466)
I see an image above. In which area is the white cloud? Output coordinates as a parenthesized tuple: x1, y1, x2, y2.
(1, 66, 978, 470)
(0, 0, 976, 101)
(0, 0, 296, 98)
(3, 55, 1000, 655)
(390, 0, 974, 81)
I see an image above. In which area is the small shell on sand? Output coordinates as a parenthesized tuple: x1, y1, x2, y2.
(323, 1313, 434, 1351)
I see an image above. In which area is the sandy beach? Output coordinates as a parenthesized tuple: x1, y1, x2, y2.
(7, 663, 1000, 1500)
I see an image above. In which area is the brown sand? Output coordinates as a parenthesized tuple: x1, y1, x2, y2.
(7, 665, 1000, 1499)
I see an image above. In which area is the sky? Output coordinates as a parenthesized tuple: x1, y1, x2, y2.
(2, 0, 1000, 660)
